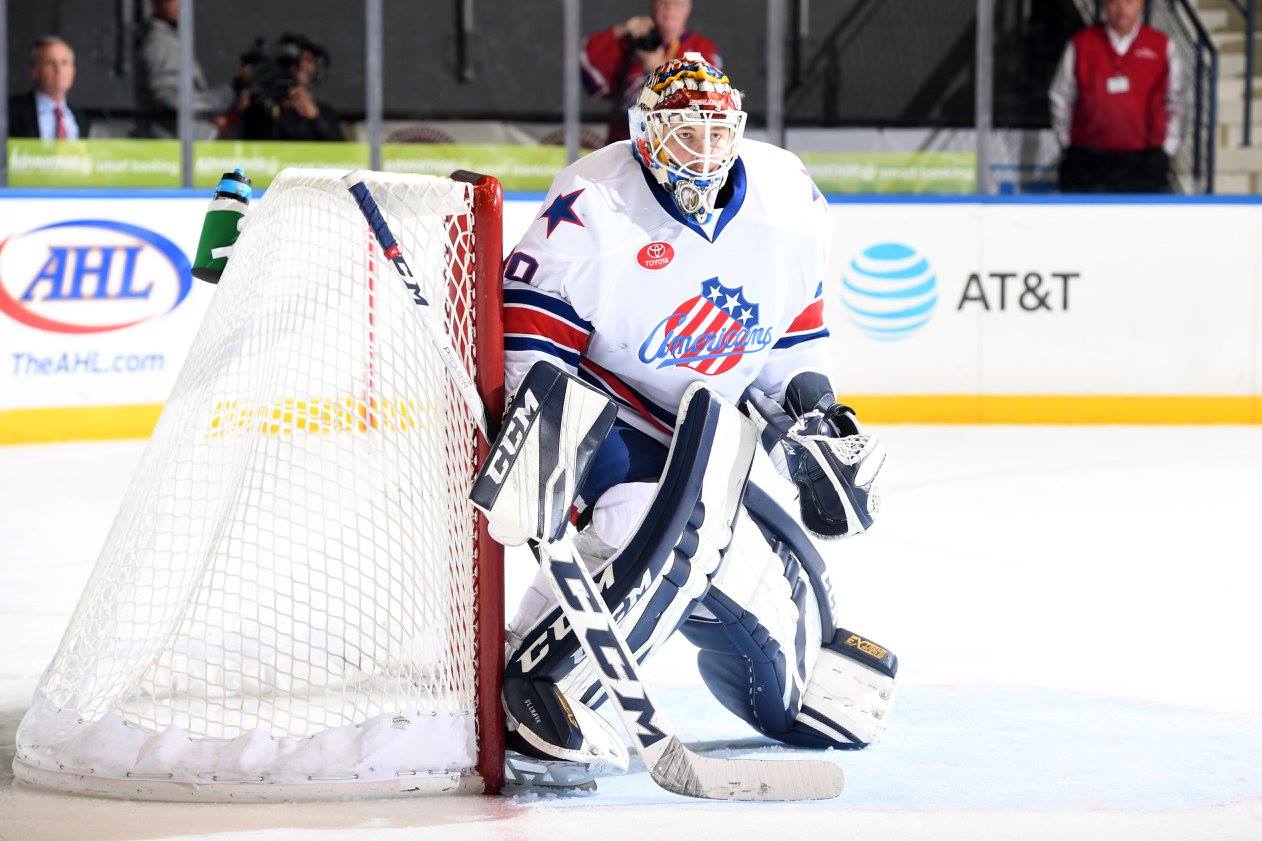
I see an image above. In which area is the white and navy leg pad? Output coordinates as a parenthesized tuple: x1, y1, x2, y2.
(680, 508, 822, 737)
(743, 482, 837, 632)
(682, 481, 898, 748)
(790, 629, 898, 748)
(506, 383, 757, 711)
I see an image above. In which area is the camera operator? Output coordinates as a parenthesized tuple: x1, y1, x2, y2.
(230, 33, 344, 142)
(580, 0, 722, 144)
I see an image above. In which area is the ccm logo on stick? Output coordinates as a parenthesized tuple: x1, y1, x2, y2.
(486, 389, 540, 483)
(550, 552, 668, 747)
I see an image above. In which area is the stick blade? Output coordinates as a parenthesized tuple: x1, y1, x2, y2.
(647, 737, 844, 801)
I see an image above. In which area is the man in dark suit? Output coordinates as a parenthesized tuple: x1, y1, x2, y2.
(7, 37, 91, 140)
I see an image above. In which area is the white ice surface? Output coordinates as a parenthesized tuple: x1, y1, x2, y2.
(2, 426, 1261, 840)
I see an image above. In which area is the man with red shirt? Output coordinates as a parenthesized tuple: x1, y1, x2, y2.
(581, 0, 722, 144)
(1050, 0, 1183, 192)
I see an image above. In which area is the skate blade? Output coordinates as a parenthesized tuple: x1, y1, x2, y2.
(503, 753, 601, 794)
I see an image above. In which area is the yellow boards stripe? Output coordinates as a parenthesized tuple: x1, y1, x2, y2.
(848, 395, 1259, 425)
(2, 395, 1260, 445)
(0, 405, 164, 444)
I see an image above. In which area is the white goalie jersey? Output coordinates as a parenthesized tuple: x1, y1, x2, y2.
(504, 138, 834, 442)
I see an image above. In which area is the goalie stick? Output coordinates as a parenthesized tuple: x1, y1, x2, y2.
(536, 529, 845, 801)
(343, 170, 490, 440)
(470, 363, 845, 801)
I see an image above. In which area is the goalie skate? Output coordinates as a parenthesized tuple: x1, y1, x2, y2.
(503, 753, 601, 793)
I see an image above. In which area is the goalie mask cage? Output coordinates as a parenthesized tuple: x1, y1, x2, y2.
(13, 169, 506, 801)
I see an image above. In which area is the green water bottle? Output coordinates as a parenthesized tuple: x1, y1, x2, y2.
(192, 168, 252, 284)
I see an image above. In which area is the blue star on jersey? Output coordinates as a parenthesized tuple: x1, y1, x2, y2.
(539, 189, 586, 237)
(638, 277, 775, 375)
(800, 167, 823, 203)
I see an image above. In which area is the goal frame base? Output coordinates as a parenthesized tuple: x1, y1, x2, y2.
(13, 758, 487, 802)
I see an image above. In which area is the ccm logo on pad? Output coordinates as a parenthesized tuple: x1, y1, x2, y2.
(485, 389, 540, 484)
(637, 241, 674, 270)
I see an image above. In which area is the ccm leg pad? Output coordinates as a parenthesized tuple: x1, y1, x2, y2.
(787, 628, 898, 749)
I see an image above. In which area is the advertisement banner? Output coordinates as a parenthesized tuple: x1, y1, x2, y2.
(383, 144, 566, 192)
(8, 141, 976, 194)
(801, 152, 976, 195)
(0, 198, 211, 440)
(6, 140, 182, 188)
(977, 206, 1256, 395)
(826, 200, 1260, 421)
(193, 141, 369, 188)
(8, 140, 562, 192)
(828, 205, 985, 395)
(3, 192, 1262, 444)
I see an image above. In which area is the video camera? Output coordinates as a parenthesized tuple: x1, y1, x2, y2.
(628, 27, 663, 53)
(235, 33, 329, 111)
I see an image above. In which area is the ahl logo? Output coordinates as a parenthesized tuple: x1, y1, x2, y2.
(0, 219, 192, 334)
(638, 276, 773, 375)
(841, 242, 938, 341)
(637, 241, 674, 270)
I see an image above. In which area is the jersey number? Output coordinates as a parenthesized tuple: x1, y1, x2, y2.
(505, 251, 539, 285)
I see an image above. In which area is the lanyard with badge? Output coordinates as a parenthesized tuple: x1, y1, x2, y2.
(1106, 34, 1131, 94)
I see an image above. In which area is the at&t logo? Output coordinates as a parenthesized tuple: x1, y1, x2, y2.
(841, 242, 938, 341)
(0, 219, 192, 334)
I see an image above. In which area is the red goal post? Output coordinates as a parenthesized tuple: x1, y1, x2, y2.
(455, 170, 506, 794)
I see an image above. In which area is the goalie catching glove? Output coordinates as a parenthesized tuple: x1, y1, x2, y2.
(745, 389, 885, 540)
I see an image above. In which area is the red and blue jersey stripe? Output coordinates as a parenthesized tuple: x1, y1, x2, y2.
(773, 282, 829, 350)
(504, 284, 593, 368)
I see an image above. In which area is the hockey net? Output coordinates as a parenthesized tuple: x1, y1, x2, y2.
(13, 168, 505, 800)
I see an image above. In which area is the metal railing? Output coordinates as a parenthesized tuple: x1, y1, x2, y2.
(1222, 0, 1256, 146)
(1151, 0, 1219, 192)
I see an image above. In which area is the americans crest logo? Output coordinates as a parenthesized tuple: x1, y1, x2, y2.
(638, 277, 774, 375)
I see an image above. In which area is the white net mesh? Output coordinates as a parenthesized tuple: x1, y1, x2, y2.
(14, 169, 491, 799)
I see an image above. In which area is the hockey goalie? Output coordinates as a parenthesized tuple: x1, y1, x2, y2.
(488, 54, 897, 784)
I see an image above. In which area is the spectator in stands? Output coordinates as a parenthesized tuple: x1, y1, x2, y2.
(1050, 0, 1183, 192)
(581, 0, 721, 144)
(135, 0, 229, 138)
(7, 37, 90, 140)
(233, 33, 344, 141)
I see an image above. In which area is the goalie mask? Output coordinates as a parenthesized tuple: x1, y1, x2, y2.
(630, 52, 747, 224)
